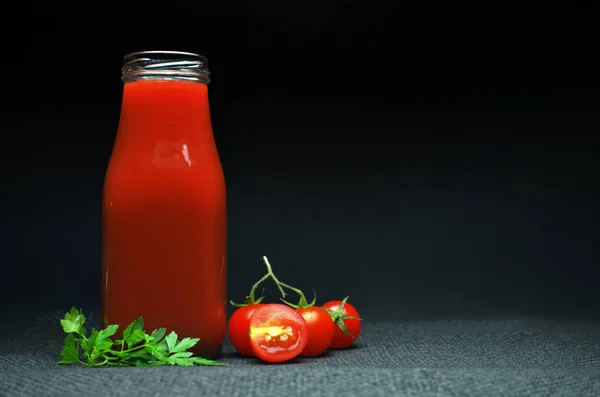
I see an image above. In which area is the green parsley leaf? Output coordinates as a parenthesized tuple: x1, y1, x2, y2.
(170, 337, 200, 353)
(122, 317, 145, 347)
(164, 331, 178, 352)
(60, 307, 85, 334)
(167, 352, 196, 366)
(150, 327, 167, 343)
(58, 334, 80, 365)
(83, 329, 98, 360)
(96, 324, 119, 343)
(191, 357, 226, 366)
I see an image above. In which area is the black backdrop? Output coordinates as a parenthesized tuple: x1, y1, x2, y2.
(9, 1, 598, 322)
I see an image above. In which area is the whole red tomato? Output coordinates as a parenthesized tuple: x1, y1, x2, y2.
(296, 306, 335, 357)
(228, 304, 263, 356)
(322, 298, 362, 349)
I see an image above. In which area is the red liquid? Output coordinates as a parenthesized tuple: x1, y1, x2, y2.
(102, 79, 227, 357)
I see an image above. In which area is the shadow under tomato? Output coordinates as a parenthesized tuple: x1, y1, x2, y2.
(220, 344, 362, 364)
(221, 351, 254, 359)
(269, 350, 339, 364)
(328, 343, 362, 352)
(251, 358, 305, 366)
(299, 350, 337, 359)
(245, 353, 335, 365)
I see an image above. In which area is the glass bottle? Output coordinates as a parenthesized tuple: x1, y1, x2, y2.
(102, 51, 227, 357)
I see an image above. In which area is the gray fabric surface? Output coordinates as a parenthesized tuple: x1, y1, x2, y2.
(1, 312, 599, 397)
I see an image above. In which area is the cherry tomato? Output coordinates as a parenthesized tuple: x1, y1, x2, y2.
(249, 303, 309, 363)
(322, 299, 362, 349)
(228, 304, 263, 356)
(296, 306, 335, 357)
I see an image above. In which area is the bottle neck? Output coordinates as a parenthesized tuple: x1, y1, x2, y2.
(121, 51, 210, 84)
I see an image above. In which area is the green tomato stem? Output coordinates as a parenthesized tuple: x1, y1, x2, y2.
(261, 256, 289, 299)
(262, 256, 316, 308)
(249, 274, 273, 302)
(231, 256, 284, 307)
(322, 296, 362, 337)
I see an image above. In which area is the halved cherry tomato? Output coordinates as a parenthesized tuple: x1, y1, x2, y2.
(322, 299, 362, 349)
(296, 306, 335, 357)
(228, 304, 263, 356)
(249, 303, 309, 363)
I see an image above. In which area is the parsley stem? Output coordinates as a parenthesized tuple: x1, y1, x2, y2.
(108, 343, 147, 356)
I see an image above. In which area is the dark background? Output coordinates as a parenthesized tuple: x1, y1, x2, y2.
(10, 1, 598, 321)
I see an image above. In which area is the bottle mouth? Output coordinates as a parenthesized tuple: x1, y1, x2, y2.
(121, 51, 210, 84)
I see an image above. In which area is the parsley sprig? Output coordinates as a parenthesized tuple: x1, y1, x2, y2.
(58, 307, 226, 367)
